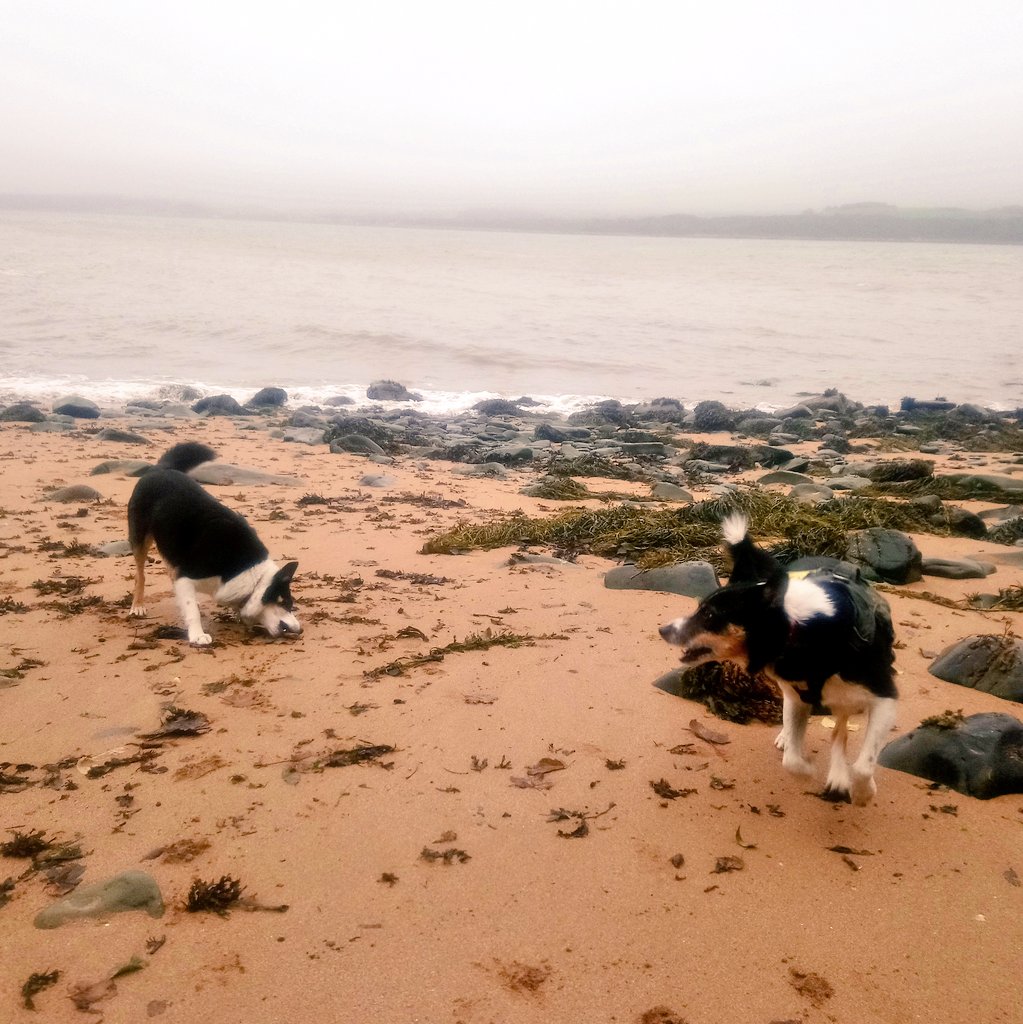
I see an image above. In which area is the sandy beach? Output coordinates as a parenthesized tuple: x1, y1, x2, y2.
(2, 411, 1022, 1024)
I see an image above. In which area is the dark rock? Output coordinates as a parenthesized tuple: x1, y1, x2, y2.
(692, 400, 736, 431)
(534, 422, 573, 442)
(944, 473, 1023, 494)
(921, 558, 994, 580)
(289, 411, 326, 429)
(484, 446, 534, 465)
(910, 494, 943, 512)
(246, 386, 288, 408)
(604, 561, 719, 599)
(828, 475, 871, 491)
(900, 397, 956, 413)
(53, 395, 100, 419)
(329, 434, 385, 456)
(942, 506, 987, 538)
(845, 528, 922, 584)
(929, 635, 1023, 701)
(879, 712, 1023, 798)
(650, 482, 693, 501)
(94, 427, 150, 444)
(818, 433, 851, 453)
(472, 398, 524, 417)
(736, 416, 783, 435)
(615, 442, 671, 458)
(45, 484, 103, 502)
(0, 401, 46, 422)
(282, 428, 325, 445)
(324, 395, 356, 406)
(366, 380, 422, 402)
(192, 394, 250, 416)
(868, 459, 934, 483)
(568, 399, 634, 428)
(514, 396, 542, 407)
(775, 403, 814, 419)
(90, 459, 153, 477)
(324, 417, 392, 446)
(633, 398, 686, 424)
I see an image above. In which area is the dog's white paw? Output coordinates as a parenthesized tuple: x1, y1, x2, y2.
(189, 632, 213, 647)
(774, 730, 788, 751)
(781, 751, 815, 777)
(849, 769, 877, 806)
(129, 605, 147, 618)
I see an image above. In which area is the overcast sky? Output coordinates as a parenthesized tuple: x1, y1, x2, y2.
(2, 1, 1021, 216)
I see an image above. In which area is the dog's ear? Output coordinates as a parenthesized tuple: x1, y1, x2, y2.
(263, 562, 298, 608)
(277, 561, 298, 584)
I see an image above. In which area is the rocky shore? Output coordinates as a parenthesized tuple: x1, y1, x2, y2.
(1, 381, 1022, 1023)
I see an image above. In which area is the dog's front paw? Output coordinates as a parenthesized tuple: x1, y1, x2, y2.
(129, 604, 147, 618)
(189, 632, 213, 647)
(781, 751, 815, 777)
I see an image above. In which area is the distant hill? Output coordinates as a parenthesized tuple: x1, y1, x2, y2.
(2, 194, 1021, 245)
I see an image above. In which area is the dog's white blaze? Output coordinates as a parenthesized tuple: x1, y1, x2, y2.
(721, 513, 749, 546)
(783, 576, 836, 623)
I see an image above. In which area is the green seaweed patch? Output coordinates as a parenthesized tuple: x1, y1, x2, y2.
(21, 970, 61, 1010)
(920, 709, 966, 730)
(364, 629, 565, 678)
(186, 876, 244, 915)
(421, 489, 944, 570)
(539, 453, 649, 481)
(865, 475, 1023, 505)
(673, 662, 783, 724)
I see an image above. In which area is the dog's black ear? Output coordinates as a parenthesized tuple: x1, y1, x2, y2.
(277, 561, 298, 584)
(263, 562, 298, 609)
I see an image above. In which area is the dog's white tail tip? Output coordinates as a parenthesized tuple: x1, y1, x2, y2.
(721, 513, 749, 546)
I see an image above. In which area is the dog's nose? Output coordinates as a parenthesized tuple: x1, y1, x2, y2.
(280, 621, 302, 636)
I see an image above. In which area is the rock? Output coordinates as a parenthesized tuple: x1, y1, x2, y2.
(567, 399, 633, 428)
(650, 482, 693, 501)
(94, 427, 150, 445)
(604, 561, 719, 599)
(692, 400, 736, 431)
(615, 442, 671, 458)
(34, 870, 164, 928)
(827, 475, 871, 491)
(776, 403, 814, 419)
(0, 401, 46, 422)
(978, 504, 1023, 524)
(900, 397, 955, 413)
(329, 434, 385, 455)
(246, 386, 288, 408)
(868, 459, 934, 483)
(941, 506, 987, 538)
(944, 473, 1023, 494)
(53, 395, 100, 419)
(910, 494, 943, 512)
(97, 540, 133, 557)
(879, 712, 1023, 799)
(684, 459, 729, 474)
(323, 417, 392, 446)
(283, 427, 326, 445)
(758, 470, 814, 486)
(90, 459, 153, 477)
(289, 411, 326, 429)
(30, 420, 76, 433)
(929, 635, 1023, 701)
(366, 380, 422, 402)
(472, 398, 524, 416)
(921, 558, 994, 580)
(358, 473, 397, 488)
(44, 484, 103, 503)
(845, 527, 922, 584)
(188, 463, 302, 486)
(192, 394, 250, 416)
(736, 416, 783, 435)
(785, 555, 862, 577)
(790, 482, 835, 504)
(634, 398, 686, 424)
(324, 395, 356, 406)
(779, 456, 811, 472)
(453, 463, 508, 478)
(484, 446, 534, 465)
(534, 423, 573, 443)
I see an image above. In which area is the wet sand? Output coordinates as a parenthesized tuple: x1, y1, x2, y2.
(2, 416, 1021, 1023)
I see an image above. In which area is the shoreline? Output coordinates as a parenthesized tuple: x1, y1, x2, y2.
(1, 392, 1022, 1022)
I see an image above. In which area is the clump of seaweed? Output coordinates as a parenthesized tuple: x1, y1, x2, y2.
(524, 475, 597, 500)
(538, 452, 649, 481)
(981, 585, 1023, 611)
(1, 829, 54, 858)
(319, 744, 395, 768)
(866, 475, 1023, 504)
(422, 489, 945, 571)
(365, 630, 563, 678)
(31, 576, 99, 596)
(0, 597, 29, 615)
(21, 970, 61, 1010)
(920, 709, 966, 730)
(672, 662, 783, 724)
(186, 875, 244, 914)
(988, 518, 1023, 545)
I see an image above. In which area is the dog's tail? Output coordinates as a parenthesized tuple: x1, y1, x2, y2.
(155, 442, 216, 474)
(721, 513, 784, 585)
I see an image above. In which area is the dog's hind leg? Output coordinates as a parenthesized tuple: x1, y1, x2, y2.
(849, 696, 897, 806)
(822, 713, 852, 802)
(774, 682, 814, 777)
(173, 577, 212, 647)
(129, 537, 153, 618)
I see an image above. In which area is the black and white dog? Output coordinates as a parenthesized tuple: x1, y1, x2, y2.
(128, 443, 302, 646)
(660, 514, 897, 805)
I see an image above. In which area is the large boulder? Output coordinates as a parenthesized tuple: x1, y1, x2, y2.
(879, 712, 1023, 798)
(53, 395, 100, 419)
(928, 635, 1023, 702)
(366, 380, 422, 402)
(1, 401, 46, 422)
(192, 394, 250, 416)
(246, 386, 288, 408)
(604, 561, 719, 599)
(473, 398, 524, 417)
(845, 527, 922, 584)
(868, 459, 934, 483)
(692, 400, 736, 431)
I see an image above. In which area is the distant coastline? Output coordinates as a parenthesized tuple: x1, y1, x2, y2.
(2, 194, 1023, 246)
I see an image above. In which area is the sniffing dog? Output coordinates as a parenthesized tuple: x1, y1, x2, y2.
(659, 514, 897, 805)
(128, 443, 302, 646)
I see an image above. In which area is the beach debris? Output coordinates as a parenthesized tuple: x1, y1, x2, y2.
(638, 1008, 687, 1024)
(0, 597, 29, 615)
(1, 828, 53, 858)
(68, 956, 147, 1014)
(320, 744, 395, 769)
(142, 838, 211, 864)
(34, 870, 164, 928)
(711, 856, 744, 874)
(1004, 867, 1020, 887)
(827, 845, 875, 857)
(734, 827, 757, 850)
(375, 568, 453, 585)
(378, 873, 399, 886)
(650, 779, 697, 801)
(420, 846, 470, 865)
(76, 744, 160, 779)
(656, 662, 782, 724)
(185, 875, 243, 915)
(788, 967, 834, 1006)
(139, 706, 211, 739)
(21, 969, 60, 1010)
(689, 719, 730, 745)
(546, 802, 615, 838)
(43, 862, 86, 895)
(670, 854, 686, 869)
(464, 692, 497, 705)
(710, 776, 735, 790)
(605, 758, 626, 770)
(364, 629, 561, 678)
(496, 960, 551, 995)
(31, 575, 99, 596)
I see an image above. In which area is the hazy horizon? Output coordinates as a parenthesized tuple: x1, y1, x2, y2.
(3, 2, 1022, 218)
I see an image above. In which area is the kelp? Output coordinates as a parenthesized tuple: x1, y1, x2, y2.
(980, 585, 1023, 611)
(422, 489, 947, 570)
(865, 476, 1023, 504)
(672, 662, 783, 724)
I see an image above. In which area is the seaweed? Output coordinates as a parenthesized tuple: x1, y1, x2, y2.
(421, 489, 946, 570)
(920, 709, 966, 730)
(538, 452, 649, 481)
(988, 518, 1023, 545)
(21, 970, 60, 1010)
(375, 568, 453, 585)
(865, 475, 1023, 504)
(0, 597, 28, 615)
(420, 846, 470, 864)
(364, 629, 563, 678)
(671, 662, 783, 724)
(319, 744, 395, 768)
(1, 829, 53, 858)
(186, 875, 244, 914)
(981, 584, 1023, 611)
(31, 576, 99, 596)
